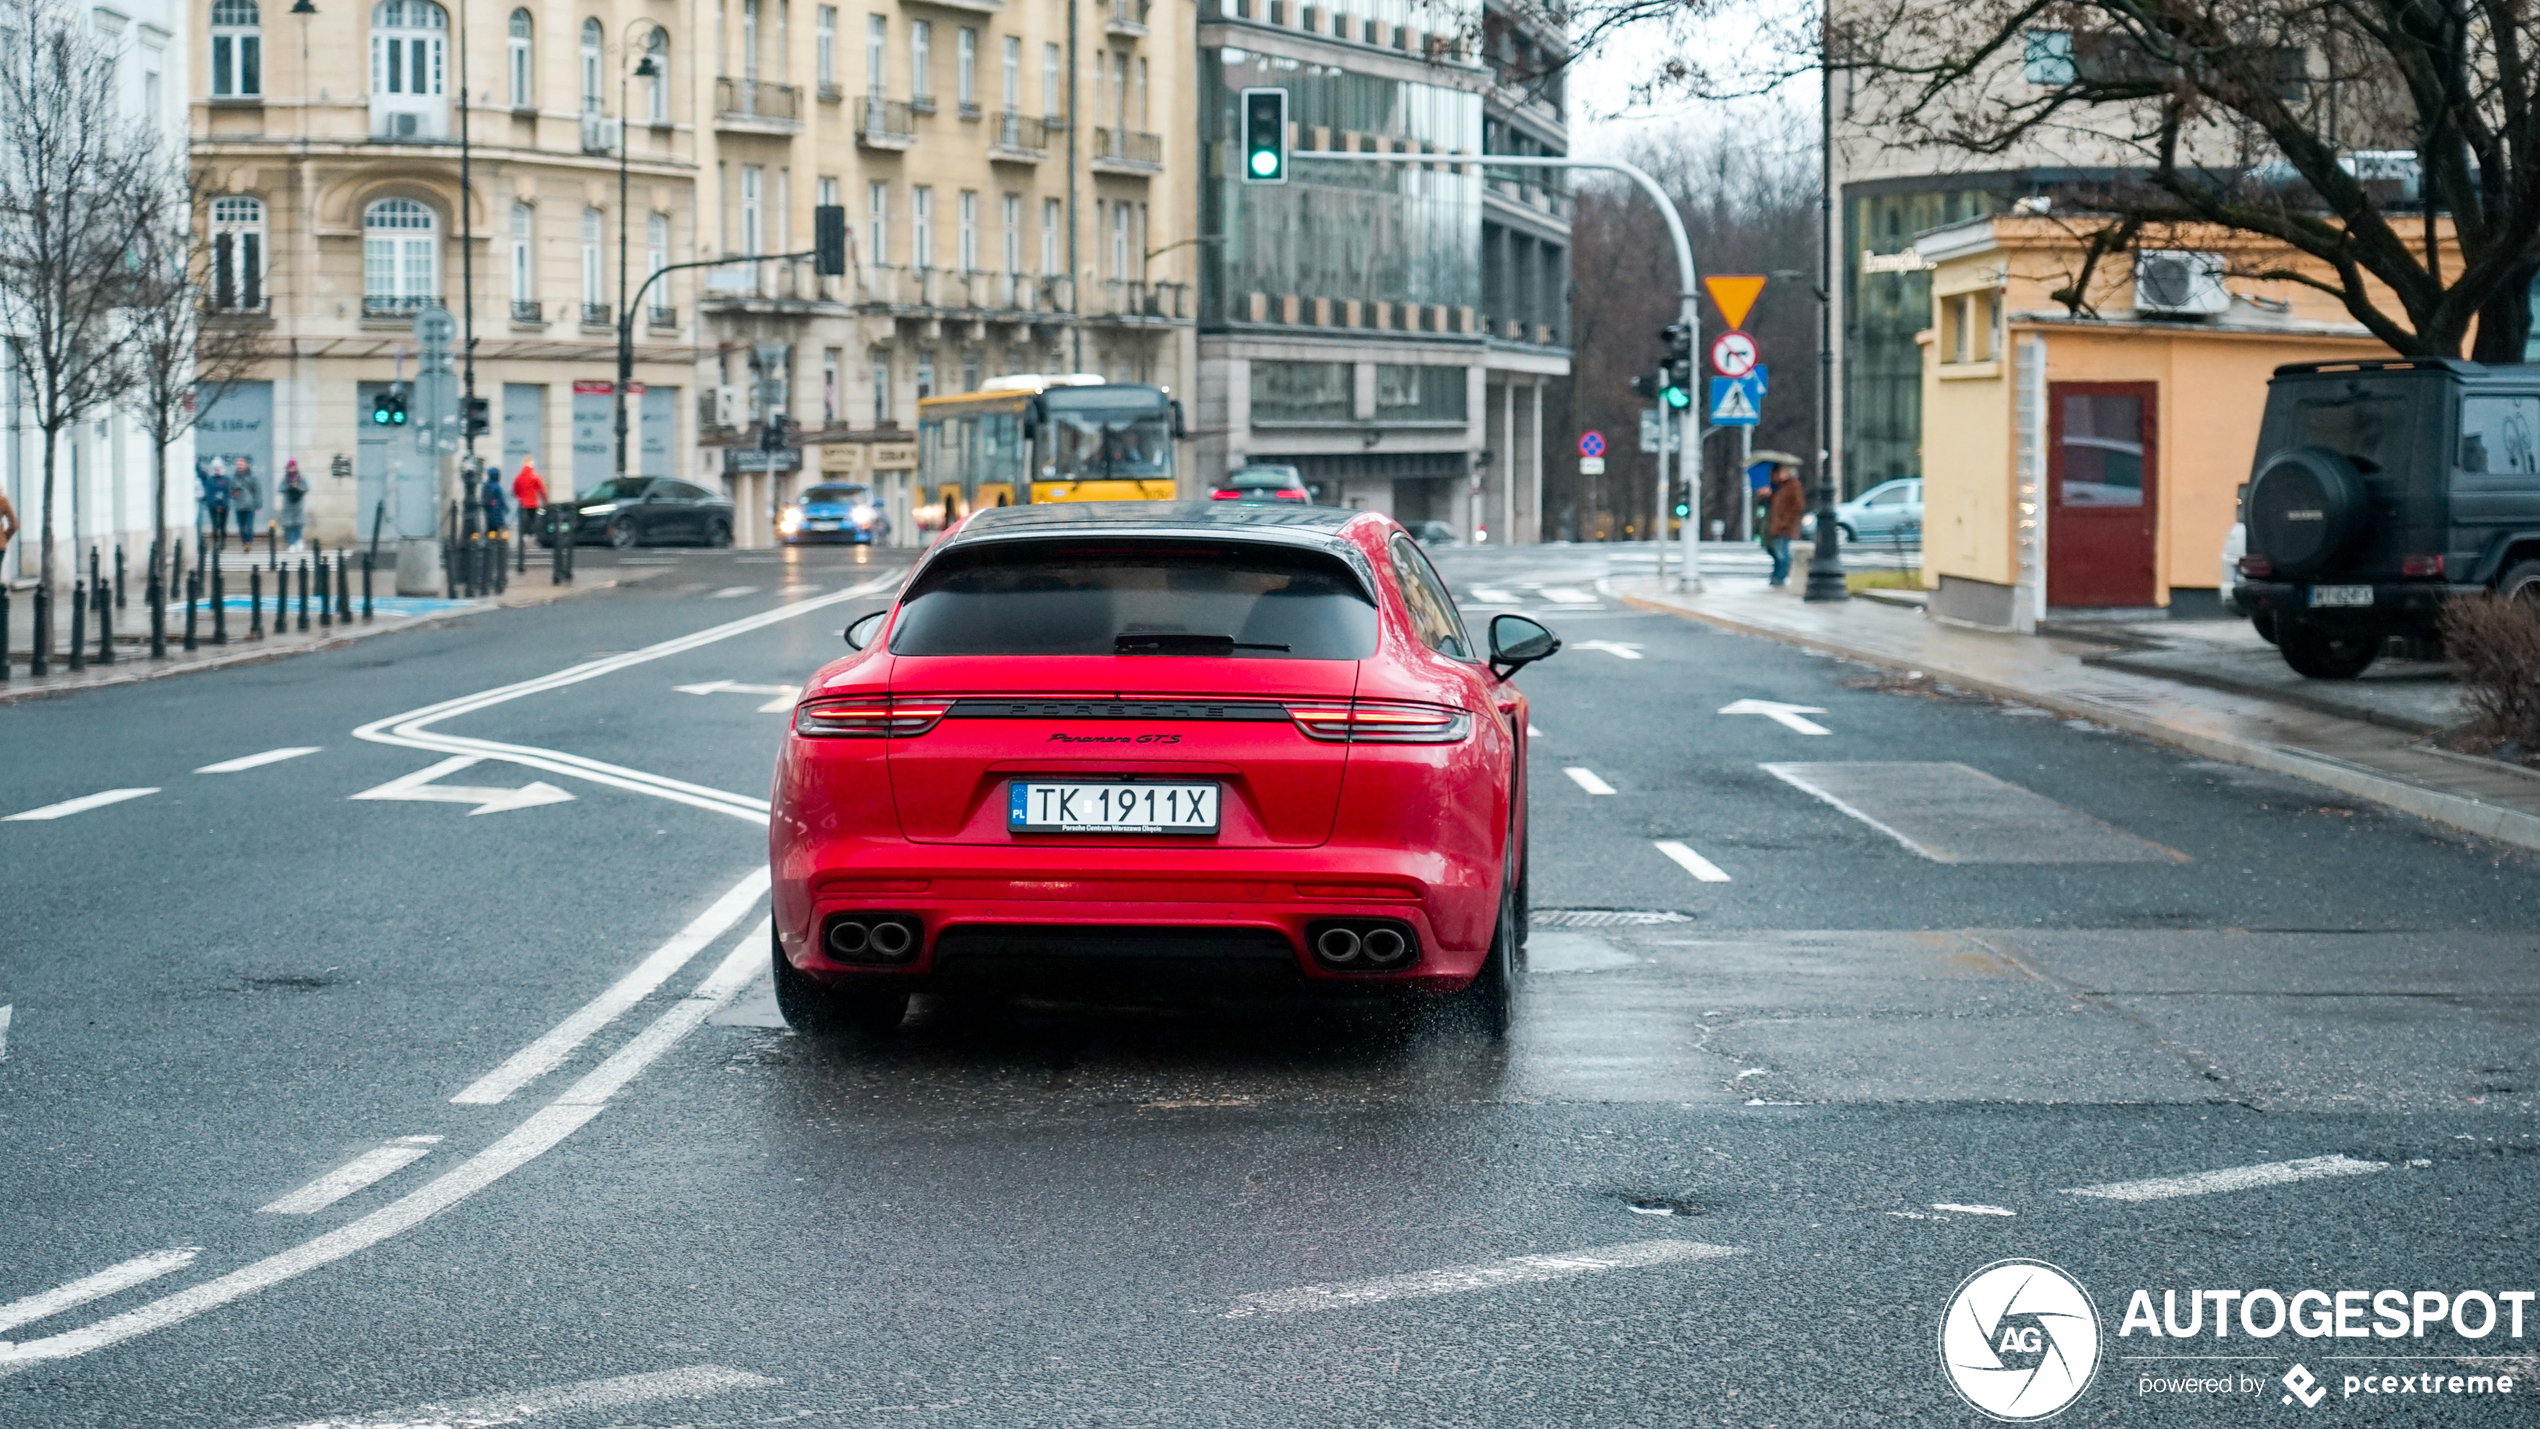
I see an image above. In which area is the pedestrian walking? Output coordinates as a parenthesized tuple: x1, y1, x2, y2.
(0, 485, 16, 567)
(1758, 451, 1807, 588)
(480, 468, 510, 535)
(510, 459, 546, 544)
(230, 455, 261, 547)
(279, 460, 309, 550)
(203, 458, 231, 551)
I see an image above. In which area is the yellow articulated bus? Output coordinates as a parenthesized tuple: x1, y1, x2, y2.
(913, 375, 1183, 531)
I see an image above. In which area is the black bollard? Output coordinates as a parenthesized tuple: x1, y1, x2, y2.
(29, 583, 47, 676)
(272, 557, 285, 633)
(268, 523, 278, 570)
(248, 568, 263, 639)
(1, 582, 10, 680)
(211, 560, 228, 644)
(319, 554, 333, 628)
(337, 554, 352, 625)
(149, 540, 167, 659)
(184, 568, 199, 652)
(68, 576, 86, 671)
(362, 551, 374, 621)
(96, 560, 114, 665)
(295, 559, 308, 632)
(114, 544, 127, 609)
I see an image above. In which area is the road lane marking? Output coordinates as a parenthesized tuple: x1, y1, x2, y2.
(452, 866, 771, 1105)
(1718, 699, 1830, 735)
(0, 918, 773, 1376)
(1573, 639, 1643, 659)
(672, 680, 796, 696)
(1653, 840, 1732, 882)
(352, 574, 899, 825)
(1932, 1203, 2016, 1216)
(1221, 1239, 1741, 1317)
(1468, 587, 1519, 603)
(196, 747, 322, 774)
(0, 1250, 200, 1337)
(349, 756, 577, 816)
(707, 586, 759, 598)
(1526, 723, 1543, 737)
(1564, 767, 1617, 796)
(2061, 1155, 2387, 1203)
(1541, 587, 1597, 603)
(246, 1365, 782, 1429)
(3, 788, 159, 821)
(259, 1138, 443, 1214)
(1762, 762, 2186, 864)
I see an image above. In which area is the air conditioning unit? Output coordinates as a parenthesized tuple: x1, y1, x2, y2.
(388, 112, 420, 139)
(2135, 250, 2230, 316)
(714, 385, 743, 428)
(580, 115, 622, 155)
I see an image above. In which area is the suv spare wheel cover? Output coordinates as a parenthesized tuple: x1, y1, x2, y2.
(2247, 446, 2369, 578)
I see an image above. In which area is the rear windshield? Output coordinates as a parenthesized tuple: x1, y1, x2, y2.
(2272, 377, 2425, 475)
(890, 540, 1376, 659)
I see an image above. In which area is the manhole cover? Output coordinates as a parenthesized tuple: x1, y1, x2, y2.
(1531, 909, 1694, 928)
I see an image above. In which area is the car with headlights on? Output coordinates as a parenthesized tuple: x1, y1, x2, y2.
(767, 502, 1561, 1037)
(780, 482, 892, 545)
(558, 477, 736, 548)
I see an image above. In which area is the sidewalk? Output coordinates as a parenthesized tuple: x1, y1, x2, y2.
(1615, 576, 2540, 856)
(0, 561, 655, 706)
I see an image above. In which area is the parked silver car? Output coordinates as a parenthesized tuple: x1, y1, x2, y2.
(1801, 478, 1922, 545)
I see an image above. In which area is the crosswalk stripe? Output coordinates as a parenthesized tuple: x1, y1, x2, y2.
(1563, 767, 1616, 796)
(1654, 840, 1732, 882)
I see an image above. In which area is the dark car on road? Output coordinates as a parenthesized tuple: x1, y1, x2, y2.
(2235, 358, 2540, 677)
(557, 477, 736, 549)
(1210, 465, 1312, 503)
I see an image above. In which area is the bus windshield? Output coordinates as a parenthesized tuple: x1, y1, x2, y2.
(1048, 407, 1172, 482)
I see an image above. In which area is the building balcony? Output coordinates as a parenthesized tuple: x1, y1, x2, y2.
(856, 96, 916, 149)
(1090, 279, 1190, 321)
(1105, 0, 1149, 35)
(818, 80, 844, 103)
(510, 299, 545, 324)
(858, 265, 1074, 316)
(988, 110, 1049, 162)
(582, 301, 614, 327)
(648, 304, 678, 330)
(361, 294, 442, 320)
(1090, 126, 1162, 173)
(716, 77, 802, 130)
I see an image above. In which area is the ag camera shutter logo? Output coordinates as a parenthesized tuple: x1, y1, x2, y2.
(1940, 1259, 2103, 1421)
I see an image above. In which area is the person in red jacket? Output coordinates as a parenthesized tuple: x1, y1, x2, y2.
(511, 460, 547, 543)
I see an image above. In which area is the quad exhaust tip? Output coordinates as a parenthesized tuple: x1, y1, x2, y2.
(825, 914, 922, 964)
(1308, 919, 1417, 971)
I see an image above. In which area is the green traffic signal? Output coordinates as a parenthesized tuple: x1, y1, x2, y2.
(1240, 87, 1287, 185)
(1661, 383, 1692, 410)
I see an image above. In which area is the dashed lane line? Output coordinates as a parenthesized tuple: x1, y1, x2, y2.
(1563, 767, 1617, 796)
(0, 1249, 200, 1338)
(707, 586, 760, 598)
(246, 1365, 782, 1429)
(258, 1137, 443, 1215)
(196, 747, 323, 774)
(3, 788, 159, 821)
(1222, 1239, 1743, 1317)
(2061, 1154, 2388, 1203)
(1653, 840, 1732, 882)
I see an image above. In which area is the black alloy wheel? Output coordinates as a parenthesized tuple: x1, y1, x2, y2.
(2500, 559, 2540, 606)
(1456, 878, 1519, 1038)
(770, 927, 909, 1037)
(608, 516, 640, 549)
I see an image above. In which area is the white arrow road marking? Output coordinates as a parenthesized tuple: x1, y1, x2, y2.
(246, 1365, 782, 1429)
(0, 1249, 200, 1338)
(1719, 698, 1830, 735)
(0, 918, 772, 1377)
(3, 788, 159, 821)
(1222, 1239, 1742, 1317)
(349, 756, 576, 816)
(1653, 840, 1732, 882)
(1574, 640, 1644, 660)
(1563, 767, 1617, 796)
(674, 679, 801, 714)
(1526, 723, 1544, 738)
(196, 747, 322, 774)
(2061, 1155, 2387, 1204)
(259, 1138, 443, 1215)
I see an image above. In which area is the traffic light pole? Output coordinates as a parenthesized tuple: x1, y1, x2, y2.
(1300, 151, 1701, 588)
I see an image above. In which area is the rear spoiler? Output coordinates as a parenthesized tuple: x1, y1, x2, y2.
(2272, 357, 2487, 377)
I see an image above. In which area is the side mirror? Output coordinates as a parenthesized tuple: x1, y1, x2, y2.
(1170, 399, 1188, 440)
(1488, 614, 1559, 678)
(843, 609, 889, 650)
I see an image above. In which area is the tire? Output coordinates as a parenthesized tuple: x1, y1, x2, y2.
(2278, 621, 2381, 680)
(2252, 609, 2278, 645)
(2500, 559, 2540, 606)
(770, 930, 908, 1037)
(707, 519, 732, 549)
(1839, 523, 1858, 544)
(1454, 880, 1520, 1039)
(608, 516, 640, 550)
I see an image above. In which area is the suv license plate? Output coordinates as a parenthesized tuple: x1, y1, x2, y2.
(2308, 585, 2374, 608)
(1009, 781, 1219, 834)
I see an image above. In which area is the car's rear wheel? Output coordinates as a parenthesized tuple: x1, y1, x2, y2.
(707, 518, 732, 548)
(1454, 880, 1519, 1038)
(2278, 620, 2380, 679)
(770, 930, 908, 1037)
(2252, 609, 2278, 645)
(2500, 559, 2540, 606)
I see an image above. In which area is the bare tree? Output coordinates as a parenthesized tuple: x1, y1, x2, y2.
(0, 1, 160, 668)
(121, 161, 262, 655)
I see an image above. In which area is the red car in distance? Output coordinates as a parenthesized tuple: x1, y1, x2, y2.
(767, 502, 1561, 1036)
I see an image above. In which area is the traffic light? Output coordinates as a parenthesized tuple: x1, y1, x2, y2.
(760, 413, 793, 453)
(814, 204, 848, 276)
(1659, 321, 1694, 409)
(371, 391, 407, 426)
(461, 396, 490, 438)
(1240, 87, 1288, 184)
(1630, 372, 1659, 402)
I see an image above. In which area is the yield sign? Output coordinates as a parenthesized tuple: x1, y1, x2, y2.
(350, 755, 577, 815)
(1710, 330, 1759, 379)
(1704, 275, 1767, 330)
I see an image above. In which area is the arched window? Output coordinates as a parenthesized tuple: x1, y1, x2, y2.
(362, 197, 439, 314)
(644, 30, 669, 123)
(211, 0, 262, 97)
(510, 202, 536, 318)
(210, 196, 266, 310)
(370, 0, 448, 139)
(506, 9, 533, 109)
(580, 17, 603, 113)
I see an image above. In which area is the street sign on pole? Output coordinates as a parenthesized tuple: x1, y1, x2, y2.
(1637, 408, 1680, 453)
(1578, 431, 1605, 459)
(1709, 375, 1764, 426)
(1703, 275, 1767, 331)
(1710, 330, 1759, 379)
(1578, 456, 1606, 475)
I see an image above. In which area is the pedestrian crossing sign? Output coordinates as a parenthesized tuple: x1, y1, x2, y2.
(1709, 374, 1763, 426)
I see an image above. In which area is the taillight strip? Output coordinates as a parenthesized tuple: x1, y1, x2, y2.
(793, 697, 950, 738)
(1284, 700, 1471, 744)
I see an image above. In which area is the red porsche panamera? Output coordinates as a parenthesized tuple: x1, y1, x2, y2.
(767, 502, 1562, 1035)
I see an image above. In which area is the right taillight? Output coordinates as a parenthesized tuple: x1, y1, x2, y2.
(1210, 489, 1242, 500)
(2237, 554, 2275, 578)
(1285, 700, 1472, 744)
(793, 697, 950, 738)
(2400, 553, 2445, 578)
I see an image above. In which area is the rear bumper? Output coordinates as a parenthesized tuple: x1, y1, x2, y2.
(2238, 580, 2476, 626)
(780, 528, 882, 545)
(772, 842, 1494, 997)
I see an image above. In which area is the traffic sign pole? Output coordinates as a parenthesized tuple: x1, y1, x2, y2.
(397, 309, 459, 596)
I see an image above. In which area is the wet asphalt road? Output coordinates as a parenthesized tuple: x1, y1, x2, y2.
(0, 539, 2534, 1428)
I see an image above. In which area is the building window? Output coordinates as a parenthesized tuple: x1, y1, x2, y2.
(211, 196, 265, 310)
(867, 181, 889, 265)
(815, 5, 834, 86)
(865, 13, 885, 92)
(211, 0, 261, 97)
(506, 8, 531, 107)
(871, 349, 891, 425)
(582, 207, 605, 309)
(647, 211, 669, 278)
(957, 27, 975, 108)
(1041, 42, 1060, 118)
(509, 201, 534, 305)
(370, 1, 447, 97)
(1375, 364, 1468, 422)
(2023, 30, 2075, 85)
(822, 348, 840, 424)
(1001, 192, 1021, 273)
(1000, 34, 1019, 108)
(741, 166, 763, 256)
(961, 351, 981, 393)
(1041, 196, 1060, 274)
(362, 196, 438, 310)
(915, 353, 935, 401)
(644, 30, 668, 122)
(911, 185, 932, 270)
(1250, 361, 1351, 423)
(909, 19, 930, 101)
(740, 0, 759, 80)
(143, 41, 163, 116)
(1109, 202, 1127, 279)
(1136, 55, 1147, 124)
(957, 190, 977, 272)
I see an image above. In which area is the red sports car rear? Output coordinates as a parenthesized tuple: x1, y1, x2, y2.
(767, 502, 1559, 1034)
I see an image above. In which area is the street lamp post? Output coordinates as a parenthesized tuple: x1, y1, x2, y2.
(614, 24, 665, 491)
(1802, 15, 1851, 602)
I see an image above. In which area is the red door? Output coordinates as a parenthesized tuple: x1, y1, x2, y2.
(2047, 383, 2159, 608)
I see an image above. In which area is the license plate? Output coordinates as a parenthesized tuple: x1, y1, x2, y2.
(809, 520, 841, 531)
(2308, 585, 2374, 608)
(1009, 781, 1218, 834)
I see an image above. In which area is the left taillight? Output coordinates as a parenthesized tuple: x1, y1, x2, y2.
(1285, 699, 1472, 744)
(792, 697, 951, 738)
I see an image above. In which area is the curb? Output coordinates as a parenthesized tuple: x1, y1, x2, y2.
(1617, 590, 2540, 858)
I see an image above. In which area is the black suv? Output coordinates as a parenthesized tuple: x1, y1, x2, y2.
(2235, 358, 2540, 678)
